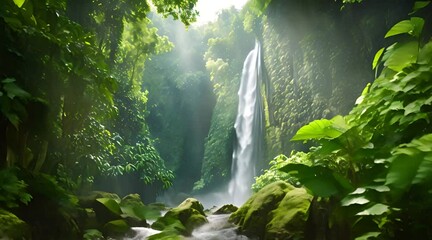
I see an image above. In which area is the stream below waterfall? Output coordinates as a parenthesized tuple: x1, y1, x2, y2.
(125, 214, 252, 240)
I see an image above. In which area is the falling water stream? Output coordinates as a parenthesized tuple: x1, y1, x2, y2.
(228, 39, 264, 206)
(125, 40, 264, 239)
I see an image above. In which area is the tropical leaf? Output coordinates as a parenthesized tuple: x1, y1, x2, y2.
(341, 195, 370, 206)
(386, 134, 432, 192)
(291, 115, 349, 141)
(280, 164, 352, 197)
(383, 41, 418, 72)
(357, 203, 389, 216)
(13, 0, 26, 8)
(385, 17, 424, 38)
(372, 48, 384, 70)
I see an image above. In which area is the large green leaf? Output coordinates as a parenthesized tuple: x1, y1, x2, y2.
(385, 17, 424, 38)
(291, 115, 349, 141)
(386, 134, 432, 191)
(280, 164, 352, 197)
(341, 195, 370, 206)
(13, 0, 26, 8)
(383, 41, 419, 72)
(357, 203, 389, 216)
(372, 48, 384, 70)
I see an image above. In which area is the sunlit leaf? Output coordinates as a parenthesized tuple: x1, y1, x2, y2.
(291, 115, 348, 141)
(372, 48, 384, 70)
(384, 17, 424, 38)
(357, 203, 389, 216)
(383, 41, 418, 72)
(341, 196, 370, 206)
(385, 20, 413, 38)
(351, 188, 366, 195)
(13, 0, 25, 8)
(365, 185, 390, 192)
(355, 232, 381, 240)
(404, 101, 422, 115)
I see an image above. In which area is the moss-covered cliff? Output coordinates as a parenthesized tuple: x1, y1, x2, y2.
(262, 0, 415, 158)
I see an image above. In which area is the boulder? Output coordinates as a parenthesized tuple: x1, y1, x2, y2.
(0, 209, 30, 239)
(265, 188, 313, 240)
(230, 181, 312, 239)
(78, 191, 122, 225)
(229, 181, 294, 238)
(151, 198, 207, 236)
(214, 204, 238, 214)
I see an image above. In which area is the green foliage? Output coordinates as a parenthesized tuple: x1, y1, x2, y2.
(386, 134, 432, 194)
(83, 229, 104, 240)
(0, 168, 32, 208)
(0, 78, 31, 128)
(277, 9, 432, 238)
(252, 152, 310, 192)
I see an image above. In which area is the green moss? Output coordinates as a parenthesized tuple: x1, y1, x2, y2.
(229, 181, 294, 238)
(214, 204, 238, 214)
(0, 209, 30, 239)
(265, 188, 312, 240)
(151, 198, 207, 236)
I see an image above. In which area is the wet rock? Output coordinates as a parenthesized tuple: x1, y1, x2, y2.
(214, 204, 238, 214)
(265, 188, 312, 239)
(230, 181, 312, 239)
(151, 198, 207, 236)
(229, 181, 293, 238)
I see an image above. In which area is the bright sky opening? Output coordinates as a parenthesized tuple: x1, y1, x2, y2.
(194, 0, 249, 26)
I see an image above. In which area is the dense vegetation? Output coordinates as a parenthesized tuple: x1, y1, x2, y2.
(1, 0, 431, 239)
(253, 1, 432, 239)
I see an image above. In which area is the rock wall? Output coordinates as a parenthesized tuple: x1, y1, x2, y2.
(261, 0, 415, 158)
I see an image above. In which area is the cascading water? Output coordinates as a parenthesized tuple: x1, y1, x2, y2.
(124, 41, 264, 240)
(228, 40, 264, 206)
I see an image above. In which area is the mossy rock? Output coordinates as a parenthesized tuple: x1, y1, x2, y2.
(0, 209, 30, 239)
(229, 181, 294, 238)
(151, 198, 207, 236)
(265, 188, 312, 240)
(120, 194, 144, 207)
(214, 204, 238, 214)
(119, 194, 148, 227)
(79, 191, 121, 208)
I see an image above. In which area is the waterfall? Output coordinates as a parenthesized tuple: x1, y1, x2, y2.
(228, 40, 264, 206)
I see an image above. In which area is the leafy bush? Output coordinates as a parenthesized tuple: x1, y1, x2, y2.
(279, 4, 432, 239)
(252, 152, 310, 192)
(0, 168, 32, 208)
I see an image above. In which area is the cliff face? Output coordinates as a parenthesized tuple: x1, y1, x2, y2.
(262, 0, 415, 158)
